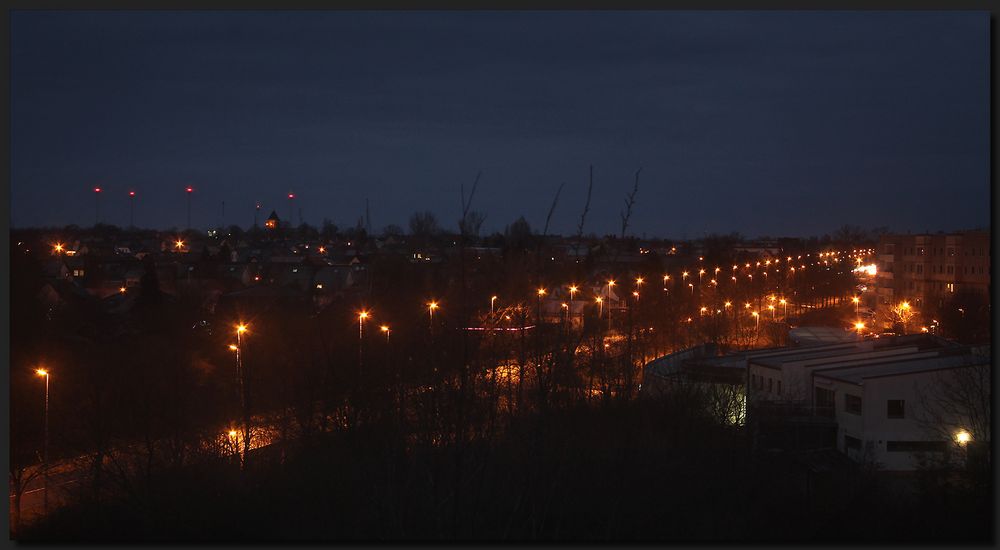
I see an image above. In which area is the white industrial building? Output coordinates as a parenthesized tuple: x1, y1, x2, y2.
(644, 335, 989, 471)
(746, 335, 988, 471)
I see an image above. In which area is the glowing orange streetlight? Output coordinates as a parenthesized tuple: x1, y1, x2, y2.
(852, 296, 860, 316)
(698, 269, 705, 283)
(854, 321, 865, 340)
(779, 298, 787, 318)
(380, 325, 390, 343)
(428, 301, 439, 322)
(595, 296, 603, 317)
(358, 311, 369, 340)
(569, 286, 578, 301)
(36, 368, 50, 513)
(491, 295, 498, 315)
(53, 243, 64, 254)
(119, 286, 127, 294)
(768, 304, 776, 319)
(175, 239, 185, 251)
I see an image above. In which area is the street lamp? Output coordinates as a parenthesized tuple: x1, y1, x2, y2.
(35, 368, 50, 514)
(779, 298, 787, 318)
(569, 286, 578, 301)
(537, 288, 546, 322)
(428, 301, 438, 323)
(358, 311, 369, 341)
(381, 325, 390, 343)
(53, 243, 64, 255)
(768, 304, 775, 320)
(852, 296, 860, 316)
(491, 295, 498, 315)
(854, 321, 865, 340)
(698, 269, 705, 284)
(596, 296, 603, 318)
(234, 323, 249, 464)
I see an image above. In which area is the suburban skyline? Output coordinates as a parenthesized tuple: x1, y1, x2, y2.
(11, 11, 989, 237)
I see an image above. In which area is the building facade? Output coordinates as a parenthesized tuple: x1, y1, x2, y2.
(874, 231, 990, 330)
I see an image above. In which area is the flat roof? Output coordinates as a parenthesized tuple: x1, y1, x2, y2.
(814, 353, 989, 385)
(752, 346, 921, 369)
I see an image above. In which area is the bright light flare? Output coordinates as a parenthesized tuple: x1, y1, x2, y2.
(35, 368, 48, 377)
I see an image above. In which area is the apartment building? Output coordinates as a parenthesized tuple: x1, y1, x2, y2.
(874, 231, 990, 329)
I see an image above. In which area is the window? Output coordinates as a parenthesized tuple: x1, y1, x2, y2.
(777, 381, 782, 395)
(845, 435, 862, 451)
(768, 378, 773, 393)
(845, 394, 862, 415)
(947, 265, 954, 275)
(887, 400, 905, 419)
(917, 247, 925, 256)
(815, 387, 835, 408)
(916, 264, 922, 274)
(948, 247, 955, 256)
(886, 441, 947, 453)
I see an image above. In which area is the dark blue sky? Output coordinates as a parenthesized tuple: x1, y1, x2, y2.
(11, 11, 989, 238)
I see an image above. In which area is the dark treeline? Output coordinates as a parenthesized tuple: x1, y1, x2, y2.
(10, 213, 987, 541)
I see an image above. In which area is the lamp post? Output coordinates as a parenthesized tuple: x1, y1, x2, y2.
(780, 298, 787, 319)
(35, 369, 49, 514)
(854, 321, 865, 341)
(235, 323, 249, 466)
(381, 325, 390, 344)
(596, 296, 603, 318)
(536, 288, 546, 323)
(491, 296, 497, 316)
(428, 301, 438, 331)
(852, 296, 860, 316)
(606, 280, 615, 330)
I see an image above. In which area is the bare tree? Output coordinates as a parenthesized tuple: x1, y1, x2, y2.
(619, 168, 641, 240)
(574, 166, 594, 256)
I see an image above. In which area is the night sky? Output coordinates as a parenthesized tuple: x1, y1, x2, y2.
(11, 11, 989, 238)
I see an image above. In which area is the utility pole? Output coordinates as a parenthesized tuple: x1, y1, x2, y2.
(185, 186, 194, 230)
(128, 190, 135, 228)
(93, 187, 102, 226)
